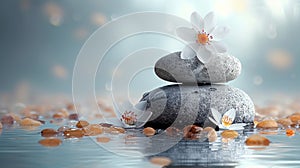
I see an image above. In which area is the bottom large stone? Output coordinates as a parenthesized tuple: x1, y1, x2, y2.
(140, 84, 255, 129)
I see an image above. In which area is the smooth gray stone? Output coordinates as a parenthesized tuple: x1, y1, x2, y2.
(154, 52, 241, 84)
(140, 84, 255, 129)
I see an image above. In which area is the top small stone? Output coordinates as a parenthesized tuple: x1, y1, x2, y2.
(154, 52, 241, 84)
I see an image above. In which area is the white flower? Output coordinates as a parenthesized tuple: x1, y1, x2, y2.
(176, 11, 230, 63)
(112, 100, 152, 128)
(209, 108, 246, 130)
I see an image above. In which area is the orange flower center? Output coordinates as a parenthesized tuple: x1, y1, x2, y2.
(222, 115, 233, 127)
(197, 33, 209, 45)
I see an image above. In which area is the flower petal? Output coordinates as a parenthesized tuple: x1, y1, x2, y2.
(223, 109, 236, 122)
(204, 12, 216, 33)
(180, 45, 196, 59)
(211, 108, 222, 124)
(209, 116, 219, 126)
(190, 11, 204, 32)
(134, 101, 147, 111)
(136, 111, 153, 128)
(176, 27, 197, 42)
(211, 41, 227, 53)
(205, 44, 216, 53)
(196, 46, 212, 63)
(211, 26, 230, 41)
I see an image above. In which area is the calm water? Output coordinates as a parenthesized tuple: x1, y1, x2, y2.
(0, 122, 300, 168)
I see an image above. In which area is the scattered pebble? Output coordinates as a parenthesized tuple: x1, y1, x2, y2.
(286, 128, 295, 137)
(63, 128, 84, 138)
(277, 118, 292, 127)
(76, 120, 89, 128)
(143, 127, 156, 136)
(99, 123, 113, 127)
(149, 156, 172, 167)
(68, 113, 79, 120)
(96, 137, 111, 143)
(41, 128, 58, 137)
(1, 114, 14, 125)
(165, 127, 180, 136)
(221, 130, 239, 139)
(104, 126, 126, 134)
(183, 125, 203, 140)
(289, 114, 300, 124)
(83, 124, 103, 136)
(57, 126, 70, 133)
(39, 138, 62, 147)
(0, 122, 2, 129)
(52, 112, 65, 119)
(203, 127, 218, 142)
(20, 118, 42, 126)
(256, 120, 278, 129)
(245, 134, 270, 146)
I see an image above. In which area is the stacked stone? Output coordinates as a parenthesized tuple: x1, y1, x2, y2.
(140, 52, 255, 129)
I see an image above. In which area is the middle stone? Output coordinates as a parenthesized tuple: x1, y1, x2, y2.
(155, 52, 241, 84)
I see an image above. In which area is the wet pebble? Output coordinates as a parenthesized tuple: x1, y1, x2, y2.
(203, 127, 217, 142)
(20, 118, 42, 126)
(83, 124, 103, 136)
(39, 138, 62, 147)
(277, 118, 292, 127)
(245, 134, 270, 146)
(221, 130, 239, 139)
(68, 113, 79, 120)
(183, 125, 203, 140)
(76, 120, 89, 128)
(41, 128, 58, 137)
(57, 126, 70, 133)
(96, 137, 111, 143)
(149, 156, 172, 167)
(286, 128, 295, 137)
(143, 127, 156, 137)
(256, 120, 278, 129)
(1, 114, 14, 125)
(0, 122, 2, 129)
(63, 128, 84, 138)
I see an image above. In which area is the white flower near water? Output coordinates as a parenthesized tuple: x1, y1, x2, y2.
(176, 11, 230, 63)
(112, 100, 152, 128)
(209, 108, 246, 130)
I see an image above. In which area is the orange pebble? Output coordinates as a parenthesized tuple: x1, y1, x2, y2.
(286, 129, 295, 137)
(39, 138, 62, 147)
(221, 130, 239, 139)
(20, 118, 42, 126)
(52, 112, 65, 119)
(183, 125, 203, 140)
(245, 134, 270, 146)
(63, 128, 84, 138)
(277, 118, 292, 127)
(83, 124, 103, 136)
(149, 157, 172, 167)
(256, 120, 278, 129)
(289, 114, 300, 124)
(203, 127, 217, 142)
(96, 137, 111, 143)
(41, 128, 58, 137)
(143, 127, 156, 136)
(76, 120, 89, 128)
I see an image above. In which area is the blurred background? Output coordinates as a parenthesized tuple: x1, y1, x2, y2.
(1, 0, 300, 107)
